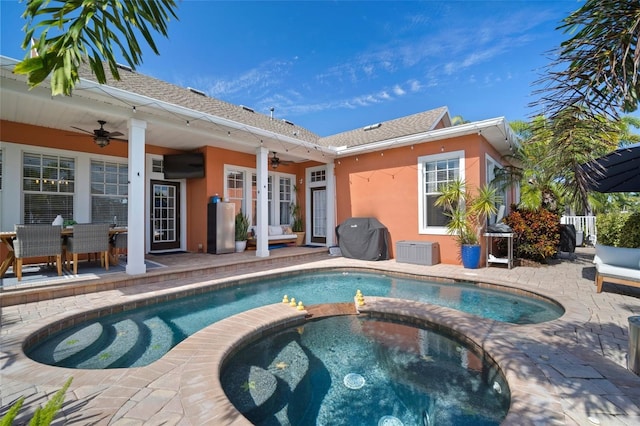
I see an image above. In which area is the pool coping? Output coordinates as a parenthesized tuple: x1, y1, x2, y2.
(2, 258, 639, 425)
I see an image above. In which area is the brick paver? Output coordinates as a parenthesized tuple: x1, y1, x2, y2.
(1, 247, 639, 425)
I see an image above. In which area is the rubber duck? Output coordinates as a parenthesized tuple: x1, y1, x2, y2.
(297, 301, 305, 311)
(289, 297, 296, 307)
(356, 289, 362, 296)
(357, 297, 365, 306)
(282, 295, 289, 303)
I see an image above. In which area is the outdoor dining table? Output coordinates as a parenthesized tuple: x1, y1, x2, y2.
(0, 226, 128, 279)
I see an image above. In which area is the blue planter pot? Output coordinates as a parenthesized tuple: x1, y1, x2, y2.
(461, 244, 481, 269)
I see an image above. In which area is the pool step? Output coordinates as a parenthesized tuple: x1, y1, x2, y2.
(305, 302, 357, 319)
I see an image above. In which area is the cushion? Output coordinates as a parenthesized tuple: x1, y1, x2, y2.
(595, 244, 640, 270)
(596, 262, 640, 281)
(282, 226, 293, 235)
(268, 225, 283, 236)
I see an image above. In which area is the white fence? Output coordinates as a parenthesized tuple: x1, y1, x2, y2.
(561, 215, 597, 245)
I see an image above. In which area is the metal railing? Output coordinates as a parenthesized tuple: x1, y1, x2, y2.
(560, 215, 597, 245)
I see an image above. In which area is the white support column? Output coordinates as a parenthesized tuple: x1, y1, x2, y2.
(325, 161, 337, 247)
(126, 118, 147, 275)
(255, 147, 270, 257)
(1, 143, 22, 230)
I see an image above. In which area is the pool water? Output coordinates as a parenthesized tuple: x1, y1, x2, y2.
(27, 270, 563, 369)
(221, 315, 510, 425)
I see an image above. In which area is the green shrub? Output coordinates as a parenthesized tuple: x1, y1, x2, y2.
(0, 378, 72, 426)
(597, 212, 640, 247)
(596, 212, 625, 246)
(503, 206, 560, 262)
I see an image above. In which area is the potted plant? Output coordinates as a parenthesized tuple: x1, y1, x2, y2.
(435, 179, 499, 268)
(291, 185, 305, 246)
(234, 210, 250, 252)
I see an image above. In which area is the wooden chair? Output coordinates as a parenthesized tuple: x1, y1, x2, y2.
(110, 232, 128, 264)
(13, 224, 63, 281)
(65, 223, 110, 275)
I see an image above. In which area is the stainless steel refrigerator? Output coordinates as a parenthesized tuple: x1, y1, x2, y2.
(207, 202, 235, 254)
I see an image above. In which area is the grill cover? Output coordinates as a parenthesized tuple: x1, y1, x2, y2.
(336, 217, 390, 261)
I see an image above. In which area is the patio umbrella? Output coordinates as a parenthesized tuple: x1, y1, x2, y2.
(581, 143, 640, 193)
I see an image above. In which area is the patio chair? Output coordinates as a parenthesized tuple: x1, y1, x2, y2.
(13, 224, 63, 281)
(110, 232, 127, 264)
(66, 223, 110, 275)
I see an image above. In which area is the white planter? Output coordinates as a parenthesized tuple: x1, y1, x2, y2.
(235, 240, 247, 252)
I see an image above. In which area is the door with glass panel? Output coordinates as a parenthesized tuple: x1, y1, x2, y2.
(150, 180, 181, 251)
(310, 186, 326, 244)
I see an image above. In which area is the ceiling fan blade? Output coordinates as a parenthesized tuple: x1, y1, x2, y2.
(70, 126, 94, 135)
(109, 131, 124, 137)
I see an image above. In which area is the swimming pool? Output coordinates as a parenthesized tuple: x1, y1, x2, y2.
(221, 315, 510, 425)
(26, 270, 564, 369)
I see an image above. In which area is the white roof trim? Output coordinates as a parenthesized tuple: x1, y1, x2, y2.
(335, 116, 519, 157)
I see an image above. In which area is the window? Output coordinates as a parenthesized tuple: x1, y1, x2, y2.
(310, 169, 325, 183)
(91, 160, 128, 225)
(23, 153, 75, 224)
(251, 174, 257, 226)
(227, 169, 245, 218)
(279, 176, 293, 225)
(152, 158, 163, 173)
(418, 151, 464, 233)
(225, 167, 295, 227)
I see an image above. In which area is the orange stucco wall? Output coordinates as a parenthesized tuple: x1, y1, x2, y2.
(187, 147, 309, 253)
(3, 119, 508, 265)
(334, 134, 507, 265)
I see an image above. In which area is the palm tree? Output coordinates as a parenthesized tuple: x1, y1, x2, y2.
(616, 116, 640, 147)
(451, 115, 470, 126)
(14, 0, 179, 96)
(497, 113, 622, 213)
(533, 0, 640, 120)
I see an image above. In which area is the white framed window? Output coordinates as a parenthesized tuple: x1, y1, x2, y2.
(310, 169, 325, 183)
(279, 176, 293, 225)
(225, 166, 294, 226)
(23, 152, 75, 224)
(226, 168, 246, 220)
(90, 160, 128, 226)
(418, 151, 465, 234)
(151, 158, 163, 173)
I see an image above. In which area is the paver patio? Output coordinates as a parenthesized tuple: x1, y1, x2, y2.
(1, 246, 639, 425)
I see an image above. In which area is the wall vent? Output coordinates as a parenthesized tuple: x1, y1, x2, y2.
(241, 105, 255, 113)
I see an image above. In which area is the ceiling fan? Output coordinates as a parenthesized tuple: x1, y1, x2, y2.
(270, 152, 294, 169)
(71, 120, 125, 148)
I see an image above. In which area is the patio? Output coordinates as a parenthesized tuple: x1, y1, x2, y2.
(1, 246, 639, 425)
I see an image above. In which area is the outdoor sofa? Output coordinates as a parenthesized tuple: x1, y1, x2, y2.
(248, 225, 297, 247)
(593, 244, 640, 293)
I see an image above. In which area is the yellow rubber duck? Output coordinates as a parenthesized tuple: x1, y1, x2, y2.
(282, 295, 289, 303)
(289, 297, 296, 307)
(297, 301, 305, 311)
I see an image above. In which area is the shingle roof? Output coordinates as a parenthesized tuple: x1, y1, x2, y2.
(317, 106, 449, 148)
(78, 64, 449, 149)
(78, 65, 322, 144)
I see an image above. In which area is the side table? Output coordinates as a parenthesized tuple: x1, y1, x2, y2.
(484, 232, 514, 269)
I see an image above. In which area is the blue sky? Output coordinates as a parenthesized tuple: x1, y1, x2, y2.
(1, 1, 587, 136)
